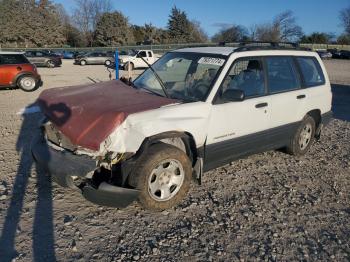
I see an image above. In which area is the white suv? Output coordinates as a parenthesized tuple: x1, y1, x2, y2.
(32, 43, 332, 211)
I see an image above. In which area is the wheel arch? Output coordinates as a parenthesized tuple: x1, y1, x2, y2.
(307, 109, 321, 126)
(13, 72, 36, 86)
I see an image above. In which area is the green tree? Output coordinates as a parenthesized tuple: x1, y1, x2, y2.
(168, 6, 192, 43)
(299, 32, 332, 44)
(94, 11, 134, 46)
(212, 25, 248, 42)
(337, 34, 350, 45)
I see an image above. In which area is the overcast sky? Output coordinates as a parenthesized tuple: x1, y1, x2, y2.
(54, 0, 349, 36)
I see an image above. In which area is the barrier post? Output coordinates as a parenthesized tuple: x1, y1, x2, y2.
(115, 49, 119, 79)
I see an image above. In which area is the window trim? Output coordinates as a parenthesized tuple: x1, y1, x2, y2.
(295, 56, 326, 88)
(213, 56, 268, 105)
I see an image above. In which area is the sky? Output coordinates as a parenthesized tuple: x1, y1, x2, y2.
(54, 0, 350, 37)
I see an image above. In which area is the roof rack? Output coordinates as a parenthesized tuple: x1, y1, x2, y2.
(233, 41, 311, 52)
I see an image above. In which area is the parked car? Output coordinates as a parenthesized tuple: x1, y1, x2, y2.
(25, 51, 62, 68)
(74, 51, 114, 66)
(340, 50, 350, 59)
(62, 51, 74, 59)
(316, 50, 332, 60)
(327, 48, 342, 59)
(0, 52, 42, 92)
(118, 50, 161, 71)
(32, 45, 332, 211)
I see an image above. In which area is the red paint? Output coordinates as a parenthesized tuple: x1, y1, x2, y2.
(38, 80, 178, 151)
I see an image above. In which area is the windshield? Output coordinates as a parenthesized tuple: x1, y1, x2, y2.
(133, 52, 226, 102)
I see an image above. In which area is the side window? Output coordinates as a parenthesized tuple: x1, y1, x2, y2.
(266, 56, 300, 93)
(139, 51, 147, 58)
(296, 57, 325, 87)
(148, 51, 153, 57)
(36, 52, 43, 57)
(221, 58, 265, 98)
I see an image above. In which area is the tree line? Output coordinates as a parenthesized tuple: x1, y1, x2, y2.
(0, 0, 349, 48)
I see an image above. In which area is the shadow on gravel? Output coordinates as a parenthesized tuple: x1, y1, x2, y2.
(331, 84, 350, 122)
(0, 103, 56, 262)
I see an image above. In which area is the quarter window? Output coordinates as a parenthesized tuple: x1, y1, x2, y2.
(296, 57, 325, 87)
(266, 57, 300, 93)
(220, 58, 265, 98)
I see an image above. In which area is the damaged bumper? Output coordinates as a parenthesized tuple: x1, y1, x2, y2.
(31, 134, 139, 208)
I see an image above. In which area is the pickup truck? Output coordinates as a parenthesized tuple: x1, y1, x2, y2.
(118, 50, 160, 71)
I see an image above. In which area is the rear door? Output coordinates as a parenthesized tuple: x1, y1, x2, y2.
(264, 56, 304, 131)
(205, 57, 271, 170)
(138, 51, 148, 67)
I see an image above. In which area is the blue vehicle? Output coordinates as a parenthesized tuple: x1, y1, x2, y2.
(63, 51, 74, 59)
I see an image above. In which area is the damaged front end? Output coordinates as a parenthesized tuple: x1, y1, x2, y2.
(31, 121, 139, 208)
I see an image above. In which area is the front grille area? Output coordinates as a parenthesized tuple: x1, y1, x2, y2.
(44, 122, 77, 152)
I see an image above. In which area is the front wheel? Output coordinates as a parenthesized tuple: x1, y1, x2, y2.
(17, 75, 39, 92)
(131, 143, 192, 211)
(46, 60, 55, 68)
(286, 115, 316, 156)
(80, 60, 87, 66)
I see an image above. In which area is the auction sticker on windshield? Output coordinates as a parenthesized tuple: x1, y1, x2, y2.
(198, 57, 225, 66)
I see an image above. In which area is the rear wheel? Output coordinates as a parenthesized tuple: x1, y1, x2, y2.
(17, 75, 38, 92)
(286, 115, 316, 156)
(105, 60, 112, 66)
(131, 143, 192, 211)
(46, 60, 55, 68)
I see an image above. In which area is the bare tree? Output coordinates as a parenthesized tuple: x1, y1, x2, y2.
(273, 10, 303, 41)
(253, 10, 302, 42)
(340, 7, 350, 35)
(73, 0, 112, 46)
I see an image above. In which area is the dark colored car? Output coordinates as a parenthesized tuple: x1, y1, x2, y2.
(327, 49, 342, 59)
(340, 50, 350, 59)
(316, 50, 332, 60)
(25, 51, 62, 68)
(0, 52, 43, 92)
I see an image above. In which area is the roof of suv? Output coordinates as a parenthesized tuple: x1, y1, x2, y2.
(173, 47, 237, 56)
(173, 45, 314, 56)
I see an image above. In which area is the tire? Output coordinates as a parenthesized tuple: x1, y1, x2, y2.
(17, 75, 39, 92)
(46, 60, 55, 68)
(105, 60, 112, 66)
(286, 115, 316, 156)
(124, 62, 134, 71)
(131, 143, 192, 211)
(80, 60, 87, 66)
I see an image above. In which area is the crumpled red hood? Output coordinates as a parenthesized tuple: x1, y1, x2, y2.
(37, 80, 177, 151)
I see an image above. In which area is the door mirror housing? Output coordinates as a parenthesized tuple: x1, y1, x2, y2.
(220, 89, 245, 103)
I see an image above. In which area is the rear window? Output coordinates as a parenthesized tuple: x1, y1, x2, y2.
(266, 56, 300, 93)
(0, 54, 29, 65)
(296, 57, 325, 87)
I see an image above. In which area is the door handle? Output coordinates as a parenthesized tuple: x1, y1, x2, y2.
(255, 102, 268, 108)
(297, 94, 306, 99)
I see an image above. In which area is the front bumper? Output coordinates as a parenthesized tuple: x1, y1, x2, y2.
(31, 134, 139, 208)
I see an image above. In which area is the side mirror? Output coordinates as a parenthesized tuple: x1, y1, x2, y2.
(222, 89, 245, 102)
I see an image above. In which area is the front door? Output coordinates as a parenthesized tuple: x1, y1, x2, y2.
(205, 57, 270, 171)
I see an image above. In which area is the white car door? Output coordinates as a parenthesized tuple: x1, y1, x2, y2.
(205, 57, 271, 170)
(147, 51, 155, 64)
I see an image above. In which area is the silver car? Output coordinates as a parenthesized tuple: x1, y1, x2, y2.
(74, 52, 114, 66)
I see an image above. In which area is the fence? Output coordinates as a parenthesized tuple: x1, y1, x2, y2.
(1, 42, 350, 54)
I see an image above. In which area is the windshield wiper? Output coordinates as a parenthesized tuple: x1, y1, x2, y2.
(131, 82, 164, 97)
(132, 49, 169, 98)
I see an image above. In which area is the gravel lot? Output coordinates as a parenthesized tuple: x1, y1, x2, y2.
(0, 59, 349, 261)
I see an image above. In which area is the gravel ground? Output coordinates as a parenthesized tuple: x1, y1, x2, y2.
(0, 59, 349, 261)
